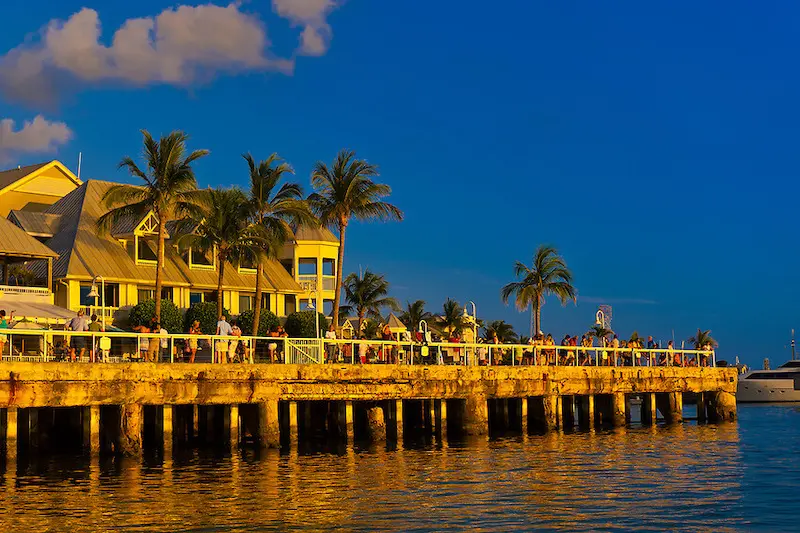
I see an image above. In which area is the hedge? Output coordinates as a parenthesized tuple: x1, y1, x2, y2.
(184, 301, 230, 336)
(237, 308, 280, 336)
(284, 310, 328, 338)
(128, 299, 183, 334)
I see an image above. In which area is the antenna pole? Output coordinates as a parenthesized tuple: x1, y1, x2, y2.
(77, 152, 82, 180)
(792, 329, 796, 361)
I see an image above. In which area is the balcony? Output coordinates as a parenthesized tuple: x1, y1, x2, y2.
(0, 285, 52, 303)
(297, 275, 317, 293)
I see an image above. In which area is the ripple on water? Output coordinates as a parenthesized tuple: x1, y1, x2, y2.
(0, 405, 796, 532)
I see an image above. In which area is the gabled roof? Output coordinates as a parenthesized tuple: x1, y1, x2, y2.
(0, 216, 58, 259)
(386, 313, 407, 331)
(8, 211, 62, 237)
(39, 180, 302, 293)
(0, 160, 80, 192)
(0, 162, 48, 190)
(293, 225, 338, 243)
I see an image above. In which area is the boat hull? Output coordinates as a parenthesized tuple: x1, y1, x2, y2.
(737, 378, 800, 402)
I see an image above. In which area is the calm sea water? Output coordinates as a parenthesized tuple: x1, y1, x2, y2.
(0, 404, 797, 532)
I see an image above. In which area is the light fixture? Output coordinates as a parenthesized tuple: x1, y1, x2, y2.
(87, 282, 99, 299)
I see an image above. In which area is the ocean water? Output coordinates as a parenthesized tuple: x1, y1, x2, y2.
(0, 404, 797, 532)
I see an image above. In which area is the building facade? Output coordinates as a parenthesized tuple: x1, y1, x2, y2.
(0, 161, 340, 325)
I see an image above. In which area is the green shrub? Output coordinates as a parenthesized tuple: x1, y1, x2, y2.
(184, 301, 230, 336)
(237, 309, 280, 336)
(284, 310, 328, 338)
(128, 299, 183, 333)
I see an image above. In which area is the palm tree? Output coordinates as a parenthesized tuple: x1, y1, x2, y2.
(179, 187, 266, 317)
(688, 329, 718, 350)
(587, 324, 614, 346)
(308, 150, 403, 332)
(435, 298, 469, 338)
(400, 299, 432, 332)
(500, 244, 577, 335)
(244, 153, 314, 336)
(483, 320, 519, 343)
(98, 130, 209, 324)
(339, 269, 400, 332)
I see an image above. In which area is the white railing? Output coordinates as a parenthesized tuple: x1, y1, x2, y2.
(322, 275, 336, 291)
(0, 285, 52, 302)
(285, 339, 323, 364)
(0, 330, 718, 369)
(297, 275, 317, 292)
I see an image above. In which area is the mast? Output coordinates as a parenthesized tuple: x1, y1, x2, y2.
(792, 329, 796, 361)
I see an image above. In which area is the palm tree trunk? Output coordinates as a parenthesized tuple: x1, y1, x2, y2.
(332, 222, 347, 333)
(252, 260, 264, 336)
(155, 218, 166, 324)
(533, 298, 541, 335)
(217, 253, 225, 318)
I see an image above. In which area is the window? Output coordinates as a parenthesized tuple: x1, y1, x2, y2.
(204, 291, 218, 303)
(189, 248, 214, 270)
(137, 288, 155, 303)
(137, 287, 171, 303)
(190, 291, 203, 306)
(299, 300, 313, 311)
(137, 237, 158, 263)
(239, 294, 254, 312)
(239, 256, 257, 271)
(322, 259, 335, 276)
(261, 293, 271, 311)
(323, 299, 334, 316)
(298, 258, 317, 276)
(79, 283, 120, 307)
(285, 295, 296, 315)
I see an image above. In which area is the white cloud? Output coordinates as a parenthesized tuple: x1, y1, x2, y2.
(0, 4, 295, 105)
(272, 0, 338, 56)
(0, 115, 73, 162)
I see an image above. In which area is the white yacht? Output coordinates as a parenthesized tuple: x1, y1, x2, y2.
(737, 361, 800, 402)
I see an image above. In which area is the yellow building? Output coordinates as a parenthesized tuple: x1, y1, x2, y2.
(280, 226, 339, 316)
(0, 160, 342, 325)
(0, 161, 81, 216)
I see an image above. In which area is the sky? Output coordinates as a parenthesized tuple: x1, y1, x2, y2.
(0, 1, 798, 365)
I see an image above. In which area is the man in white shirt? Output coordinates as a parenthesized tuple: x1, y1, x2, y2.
(324, 324, 337, 363)
(216, 315, 233, 363)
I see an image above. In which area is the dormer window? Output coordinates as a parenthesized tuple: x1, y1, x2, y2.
(184, 247, 215, 270)
(137, 238, 158, 263)
(238, 255, 257, 273)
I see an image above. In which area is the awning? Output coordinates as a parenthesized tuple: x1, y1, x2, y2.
(4, 301, 75, 325)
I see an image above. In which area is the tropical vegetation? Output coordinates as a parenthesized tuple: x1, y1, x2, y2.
(400, 300, 432, 332)
(184, 301, 229, 337)
(339, 269, 400, 332)
(237, 308, 280, 337)
(244, 153, 314, 336)
(434, 298, 470, 337)
(483, 320, 518, 343)
(500, 244, 577, 335)
(284, 310, 328, 338)
(688, 329, 718, 349)
(178, 187, 265, 317)
(587, 324, 614, 346)
(309, 150, 403, 332)
(128, 299, 183, 334)
(98, 130, 209, 324)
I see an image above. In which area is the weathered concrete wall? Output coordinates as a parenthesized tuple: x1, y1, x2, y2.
(0, 363, 737, 408)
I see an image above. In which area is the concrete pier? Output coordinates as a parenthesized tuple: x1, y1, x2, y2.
(0, 363, 737, 455)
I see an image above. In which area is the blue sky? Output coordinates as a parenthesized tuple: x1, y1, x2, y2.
(1, 1, 798, 364)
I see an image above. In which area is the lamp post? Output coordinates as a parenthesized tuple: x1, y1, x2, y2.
(86, 275, 105, 331)
(466, 301, 477, 366)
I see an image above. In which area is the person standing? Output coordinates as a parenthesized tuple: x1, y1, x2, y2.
(0, 310, 13, 358)
(216, 314, 233, 364)
(68, 310, 89, 362)
(88, 314, 103, 362)
(187, 320, 201, 363)
(325, 323, 337, 363)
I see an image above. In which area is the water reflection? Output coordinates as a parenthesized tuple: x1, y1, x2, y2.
(0, 413, 775, 532)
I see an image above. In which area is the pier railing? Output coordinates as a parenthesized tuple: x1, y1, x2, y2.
(0, 329, 717, 367)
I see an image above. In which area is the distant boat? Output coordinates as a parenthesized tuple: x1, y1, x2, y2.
(737, 360, 800, 403)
